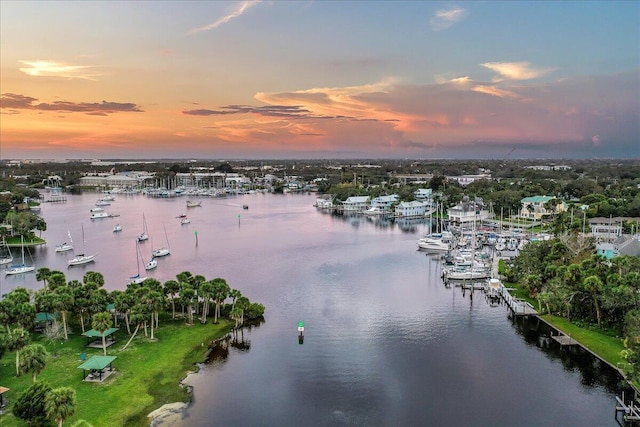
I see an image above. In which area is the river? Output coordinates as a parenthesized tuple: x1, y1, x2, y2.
(1, 191, 625, 426)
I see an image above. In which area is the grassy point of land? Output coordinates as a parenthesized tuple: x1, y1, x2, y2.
(0, 317, 233, 427)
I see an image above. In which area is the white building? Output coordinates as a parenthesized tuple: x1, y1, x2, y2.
(370, 195, 399, 211)
(447, 197, 490, 228)
(395, 201, 431, 217)
(446, 174, 492, 186)
(414, 188, 433, 202)
(341, 196, 370, 212)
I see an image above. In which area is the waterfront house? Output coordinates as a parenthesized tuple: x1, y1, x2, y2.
(447, 196, 490, 230)
(370, 195, 399, 212)
(414, 188, 433, 202)
(341, 196, 370, 212)
(588, 217, 624, 242)
(395, 201, 431, 217)
(519, 196, 567, 220)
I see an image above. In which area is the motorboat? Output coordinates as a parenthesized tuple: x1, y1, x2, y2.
(181, 218, 190, 225)
(90, 212, 109, 219)
(417, 236, 450, 252)
(186, 200, 201, 207)
(113, 224, 123, 233)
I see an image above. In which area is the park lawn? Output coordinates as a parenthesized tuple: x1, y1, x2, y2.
(541, 314, 626, 369)
(0, 317, 233, 427)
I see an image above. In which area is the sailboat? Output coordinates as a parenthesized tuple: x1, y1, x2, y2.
(55, 230, 74, 252)
(130, 240, 148, 284)
(0, 237, 13, 265)
(138, 213, 149, 242)
(67, 225, 97, 266)
(151, 224, 170, 257)
(5, 236, 35, 275)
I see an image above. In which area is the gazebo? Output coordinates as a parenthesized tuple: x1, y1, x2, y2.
(0, 386, 9, 408)
(34, 312, 56, 332)
(78, 356, 117, 382)
(82, 328, 119, 348)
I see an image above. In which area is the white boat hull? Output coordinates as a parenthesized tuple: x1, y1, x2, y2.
(5, 264, 35, 275)
(152, 248, 170, 257)
(67, 254, 96, 266)
(55, 244, 73, 252)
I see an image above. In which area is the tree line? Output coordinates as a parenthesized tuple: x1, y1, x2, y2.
(505, 236, 640, 385)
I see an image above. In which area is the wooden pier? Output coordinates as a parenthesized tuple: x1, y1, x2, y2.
(550, 333, 578, 346)
(616, 391, 640, 424)
(499, 285, 538, 316)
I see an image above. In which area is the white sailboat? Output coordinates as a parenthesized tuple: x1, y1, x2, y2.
(55, 230, 74, 252)
(138, 213, 149, 242)
(130, 240, 148, 284)
(5, 236, 35, 275)
(67, 225, 96, 266)
(0, 237, 13, 265)
(152, 224, 170, 257)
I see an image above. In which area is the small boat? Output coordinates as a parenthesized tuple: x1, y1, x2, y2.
(90, 212, 109, 219)
(151, 224, 171, 257)
(181, 218, 190, 225)
(55, 230, 74, 252)
(5, 236, 35, 275)
(138, 213, 149, 242)
(130, 241, 148, 284)
(145, 257, 157, 271)
(55, 242, 74, 252)
(243, 205, 249, 210)
(113, 224, 123, 233)
(90, 207, 104, 213)
(186, 200, 201, 207)
(95, 200, 111, 206)
(67, 253, 96, 266)
(177, 213, 187, 218)
(68, 225, 97, 266)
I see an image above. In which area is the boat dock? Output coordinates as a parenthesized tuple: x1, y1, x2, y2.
(616, 391, 640, 424)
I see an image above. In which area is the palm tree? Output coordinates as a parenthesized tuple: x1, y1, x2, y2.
(583, 275, 604, 328)
(91, 312, 113, 356)
(235, 296, 251, 326)
(143, 290, 162, 340)
(9, 327, 30, 376)
(83, 271, 105, 287)
(121, 305, 145, 351)
(163, 280, 180, 319)
(230, 307, 244, 328)
(212, 278, 230, 324)
(20, 343, 48, 383)
(198, 281, 214, 324)
(53, 286, 74, 341)
(45, 387, 76, 427)
(47, 272, 67, 292)
(36, 267, 52, 291)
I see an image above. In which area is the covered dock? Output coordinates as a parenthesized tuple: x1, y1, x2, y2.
(78, 355, 117, 382)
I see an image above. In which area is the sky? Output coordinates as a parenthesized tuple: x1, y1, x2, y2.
(1, 1, 639, 160)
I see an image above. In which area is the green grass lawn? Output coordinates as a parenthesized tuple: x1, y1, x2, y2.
(541, 315, 626, 370)
(0, 316, 233, 427)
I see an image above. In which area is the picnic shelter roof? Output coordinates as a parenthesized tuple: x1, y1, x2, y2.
(78, 356, 117, 371)
(36, 312, 56, 322)
(82, 328, 118, 338)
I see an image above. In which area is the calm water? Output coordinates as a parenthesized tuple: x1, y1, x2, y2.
(2, 192, 624, 426)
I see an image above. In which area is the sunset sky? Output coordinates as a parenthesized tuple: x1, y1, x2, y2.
(1, 1, 638, 160)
